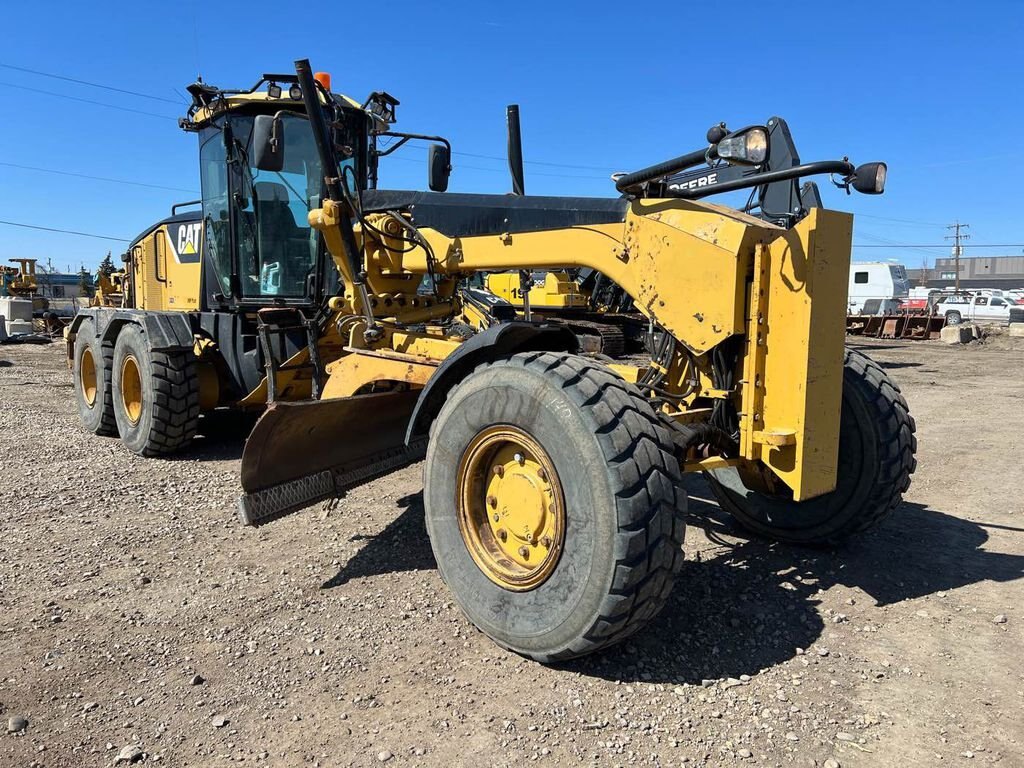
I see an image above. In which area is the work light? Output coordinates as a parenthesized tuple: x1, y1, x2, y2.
(852, 162, 887, 194)
(716, 127, 769, 166)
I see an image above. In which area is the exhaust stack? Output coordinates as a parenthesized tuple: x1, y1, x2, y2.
(506, 104, 526, 196)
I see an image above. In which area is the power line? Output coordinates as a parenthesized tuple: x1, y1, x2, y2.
(0, 219, 129, 242)
(395, 139, 614, 174)
(852, 243, 1024, 248)
(0, 81, 178, 120)
(452, 149, 612, 172)
(386, 151, 610, 180)
(851, 212, 944, 227)
(0, 62, 181, 104)
(0, 162, 197, 193)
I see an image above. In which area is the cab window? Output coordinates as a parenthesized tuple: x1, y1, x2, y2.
(229, 114, 323, 299)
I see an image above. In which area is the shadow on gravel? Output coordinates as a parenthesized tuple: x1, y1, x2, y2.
(321, 492, 435, 588)
(875, 360, 923, 369)
(568, 475, 1024, 683)
(168, 410, 260, 461)
(317, 474, 1024, 682)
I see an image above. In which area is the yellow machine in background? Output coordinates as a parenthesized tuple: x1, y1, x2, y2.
(2, 258, 38, 297)
(483, 270, 647, 356)
(68, 59, 915, 662)
(486, 271, 588, 310)
(91, 271, 129, 308)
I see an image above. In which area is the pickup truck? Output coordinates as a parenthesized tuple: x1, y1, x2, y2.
(934, 294, 1015, 325)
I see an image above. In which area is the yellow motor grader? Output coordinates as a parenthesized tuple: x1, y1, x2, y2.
(68, 59, 915, 661)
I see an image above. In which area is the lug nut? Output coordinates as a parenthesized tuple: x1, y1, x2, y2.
(537, 468, 547, 481)
(541, 535, 552, 548)
(487, 495, 498, 508)
(514, 452, 525, 465)
(493, 513, 500, 523)
(493, 465, 504, 478)
(497, 529, 507, 542)
(518, 546, 530, 559)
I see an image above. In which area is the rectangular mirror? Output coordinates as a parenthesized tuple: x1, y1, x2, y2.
(428, 144, 450, 192)
(253, 114, 284, 172)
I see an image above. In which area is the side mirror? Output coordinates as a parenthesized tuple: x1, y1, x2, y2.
(253, 114, 284, 172)
(428, 144, 451, 192)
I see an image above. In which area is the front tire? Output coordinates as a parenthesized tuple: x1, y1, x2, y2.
(707, 348, 916, 546)
(424, 351, 686, 662)
(111, 324, 200, 456)
(945, 311, 962, 326)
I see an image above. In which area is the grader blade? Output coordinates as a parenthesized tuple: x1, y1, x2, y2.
(238, 390, 425, 527)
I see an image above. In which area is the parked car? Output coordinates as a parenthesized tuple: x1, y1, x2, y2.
(934, 294, 1015, 325)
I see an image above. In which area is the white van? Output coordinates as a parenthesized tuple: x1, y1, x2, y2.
(848, 263, 910, 315)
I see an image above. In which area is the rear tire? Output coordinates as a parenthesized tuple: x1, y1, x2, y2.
(945, 311, 962, 326)
(111, 324, 200, 456)
(73, 319, 117, 436)
(424, 351, 686, 662)
(707, 348, 916, 546)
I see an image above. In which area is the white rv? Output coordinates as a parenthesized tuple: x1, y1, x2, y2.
(847, 262, 910, 315)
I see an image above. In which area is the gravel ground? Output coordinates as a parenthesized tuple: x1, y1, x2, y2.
(0, 335, 1022, 767)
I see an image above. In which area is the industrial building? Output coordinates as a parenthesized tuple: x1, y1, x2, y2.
(906, 255, 1024, 289)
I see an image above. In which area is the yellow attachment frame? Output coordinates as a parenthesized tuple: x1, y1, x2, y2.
(308, 194, 852, 502)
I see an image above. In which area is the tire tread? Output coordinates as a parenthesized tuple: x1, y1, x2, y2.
(459, 351, 686, 662)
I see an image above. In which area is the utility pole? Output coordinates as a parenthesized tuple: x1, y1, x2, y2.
(945, 221, 970, 292)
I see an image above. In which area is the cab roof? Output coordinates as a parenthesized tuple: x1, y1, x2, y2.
(181, 82, 364, 131)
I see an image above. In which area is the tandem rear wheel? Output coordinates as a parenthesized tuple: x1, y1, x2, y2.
(424, 351, 686, 662)
(109, 324, 200, 456)
(73, 318, 117, 437)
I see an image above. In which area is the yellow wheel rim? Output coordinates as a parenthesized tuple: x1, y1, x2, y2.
(456, 426, 565, 591)
(80, 347, 98, 408)
(120, 355, 143, 425)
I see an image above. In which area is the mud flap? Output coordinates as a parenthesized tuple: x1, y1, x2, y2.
(238, 390, 425, 526)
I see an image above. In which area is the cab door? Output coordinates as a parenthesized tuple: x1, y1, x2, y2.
(971, 295, 988, 320)
(986, 296, 1011, 321)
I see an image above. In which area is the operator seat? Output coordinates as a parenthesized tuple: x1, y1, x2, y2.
(253, 181, 307, 295)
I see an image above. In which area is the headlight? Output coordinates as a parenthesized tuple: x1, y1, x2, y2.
(716, 126, 768, 166)
(852, 162, 887, 194)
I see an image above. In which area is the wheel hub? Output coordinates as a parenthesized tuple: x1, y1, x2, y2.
(120, 355, 143, 425)
(456, 426, 565, 591)
(80, 347, 97, 408)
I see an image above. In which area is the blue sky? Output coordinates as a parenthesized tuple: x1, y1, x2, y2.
(1, 0, 1021, 272)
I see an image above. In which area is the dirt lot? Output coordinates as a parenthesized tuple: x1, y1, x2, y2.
(0, 335, 1021, 767)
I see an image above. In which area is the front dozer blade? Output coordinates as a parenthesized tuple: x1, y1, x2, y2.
(237, 390, 425, 527)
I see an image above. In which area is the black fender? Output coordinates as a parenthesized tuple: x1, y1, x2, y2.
(69, 308, 195, 351)
(405, 321, 578, 444)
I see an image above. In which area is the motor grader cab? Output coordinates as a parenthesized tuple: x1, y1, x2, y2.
(70, 59, 915, 662)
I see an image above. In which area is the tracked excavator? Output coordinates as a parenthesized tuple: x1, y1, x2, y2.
(69, 59, 915, 661)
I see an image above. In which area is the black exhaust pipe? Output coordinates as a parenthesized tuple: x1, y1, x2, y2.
(507, 104, 525, 196)
(294, 58, 378, 337)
